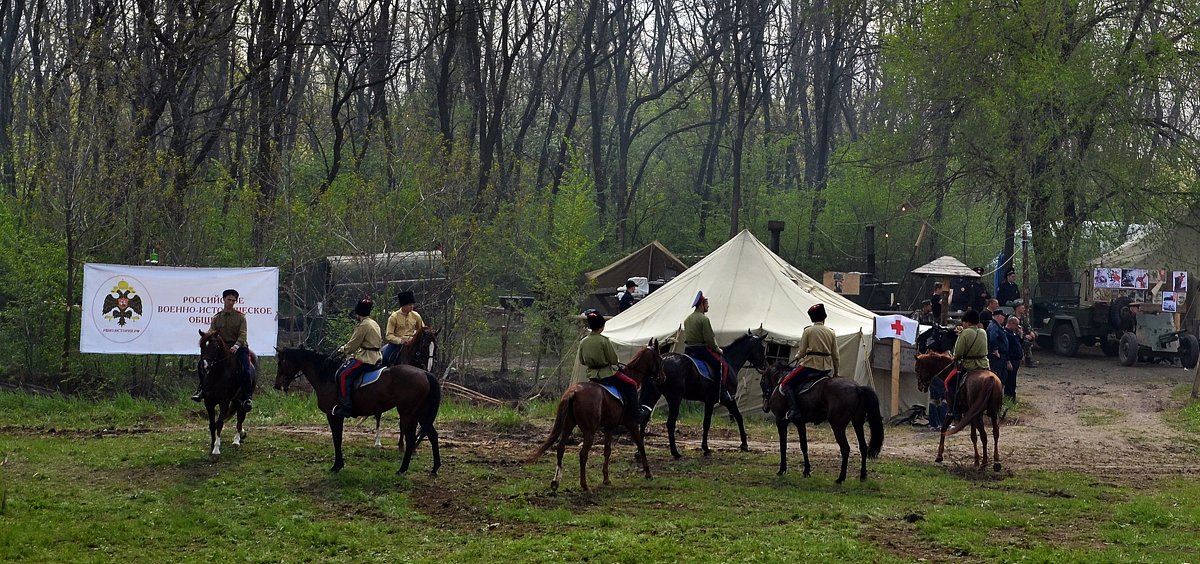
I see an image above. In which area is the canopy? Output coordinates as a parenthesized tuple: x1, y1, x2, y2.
(912, 256, 980, 278)
(570, 230, 926, 417)
(582, 241, 688, 314)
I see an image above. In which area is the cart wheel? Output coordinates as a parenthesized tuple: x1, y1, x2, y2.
(1100, 335, 1120, 357)
(1180, 334, 1199, 369)
(1118, 333, 1138, 366)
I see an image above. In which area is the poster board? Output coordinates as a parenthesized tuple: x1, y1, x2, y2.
(822, 272, 862, 296)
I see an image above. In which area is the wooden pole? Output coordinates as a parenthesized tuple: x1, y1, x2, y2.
(891, 338, 901, 415)
(939, 275, 952, 325)
(1192, 354, 1200, 399)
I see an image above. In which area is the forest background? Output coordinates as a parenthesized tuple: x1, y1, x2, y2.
(0, 0, 1198, 393)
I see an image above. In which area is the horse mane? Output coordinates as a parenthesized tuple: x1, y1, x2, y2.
(281, 348, 341, 381)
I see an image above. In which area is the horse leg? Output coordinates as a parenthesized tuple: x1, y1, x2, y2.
(628, 420, 652, 480)
(551, 420, 575, 493)
(796, 420, 812, 477)
(832, 424, 851, 484)
(936, 418, 951, 463)
(666, 398, 683, 459)
(374, 414, 383, 448)
(578, 428, 595, 491)
(397, 423, 418, 474)
(601, 433, 613, 486)
(723, 395, 749, 452)
(970, 421, 981, 467)
(700, 401, 715, 457)
(328, 415, 345, 472)
(207, 403, 220, 456)
(775, 418, 789, 476)
(233, 405, 246, 446)
(853, 419, 869, 481)
(425, 421, 441, 477)
(990, 409, 1001, 471)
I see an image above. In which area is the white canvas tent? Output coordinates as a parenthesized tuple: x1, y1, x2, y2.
(570, 230, 927, 418)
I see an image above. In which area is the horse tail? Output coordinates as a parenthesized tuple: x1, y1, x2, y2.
(858, 386, 885, 458)
(420, 370, 442, 428)
(946, 372, 1001, 437)
(528, 389, 574, 463)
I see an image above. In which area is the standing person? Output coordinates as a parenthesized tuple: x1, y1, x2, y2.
(579, 310, 650, 423)
(1012, 300, 1039, 367)
(782, 303, 840, 423)
(331, 298, 383, 418)
(987, 309, 1010, 378)
(910, 300, 935, 325)
(194, 288, 256, 410)
(996, 269, 1020, 306)
(949, 310, 990, 416)
(979, 298, 1001, 331)
(683, 291, 734, 404)
(618, 280, 639, 312)
(950, 277, 971, 312)
(930, 282, 944, 321)
(381, 290, 425, 365)
(1004, 315, 1024, 401)
(971, 267, 990, 312)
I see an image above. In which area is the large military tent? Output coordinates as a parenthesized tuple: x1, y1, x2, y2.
(571, 230, 926, 418)
(582, 241, 688, 314)
(1086, 220, 1200, 333)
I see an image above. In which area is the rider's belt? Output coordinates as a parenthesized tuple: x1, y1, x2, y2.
(962, 355, 986, 360)
(362, 346, 381, 351)
(806, 351, 831, 356)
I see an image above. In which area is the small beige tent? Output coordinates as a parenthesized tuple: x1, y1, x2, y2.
(582, 241, 688, 314)
(570, 230, 926, 418)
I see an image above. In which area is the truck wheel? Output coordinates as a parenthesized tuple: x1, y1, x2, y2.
(1052, 323, 1080, 357)
(1118, 333, 1138, 366)
(1100, 336, 1120, 357)
(1180, 334, 1199, 369)
(1109, 296, 1134, 332)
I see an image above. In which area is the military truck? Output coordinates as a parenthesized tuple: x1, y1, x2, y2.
(1029, 282, 1120, 357)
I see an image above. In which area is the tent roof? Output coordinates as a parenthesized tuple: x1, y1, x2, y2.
(912, 256, 979, 278)
(1087, 221, 1200, 272)
(584, 240, 687, 286)
(603, 230, 875, 345)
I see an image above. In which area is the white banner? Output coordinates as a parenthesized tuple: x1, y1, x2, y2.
(81, 264, 279, 355)
(874, 314, 919, 345)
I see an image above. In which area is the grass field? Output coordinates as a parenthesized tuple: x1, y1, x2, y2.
(1, 390, 1199, 562)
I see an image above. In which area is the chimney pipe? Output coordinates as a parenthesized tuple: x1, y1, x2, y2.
(865, 224, 876, 275)
(767, 220, 785, 254)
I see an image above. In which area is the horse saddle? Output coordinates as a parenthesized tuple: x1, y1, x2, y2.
(780, 366, 831, 395)
(685, 355, 716, 382)
(597, 383, 625, 405)
(352, 367, 385, 391)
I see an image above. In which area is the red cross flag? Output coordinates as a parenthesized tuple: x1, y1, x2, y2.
(874, 314, 918, 345)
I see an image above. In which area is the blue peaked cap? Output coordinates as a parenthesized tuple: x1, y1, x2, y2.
(692, 290, 705, 308)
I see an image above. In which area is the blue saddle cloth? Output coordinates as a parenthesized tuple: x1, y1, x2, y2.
(353, 367, 385, 391)
(598, 383, 625, 405)
(685, 355, 715, 381)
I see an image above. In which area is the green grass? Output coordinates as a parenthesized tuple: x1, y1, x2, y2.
(1, 390, 1200, 562)
(1077, 406, 1125, 426)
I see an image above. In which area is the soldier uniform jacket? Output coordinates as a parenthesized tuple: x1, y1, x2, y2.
(682, 311, 718, 349)
(579, 333, 619, 380)
(339, 318, 383, 364)
(953, 326, 990, 370)
(208, 309, 248, 347)
(385, 310, 425, 345)
(794, 322, 839, 373)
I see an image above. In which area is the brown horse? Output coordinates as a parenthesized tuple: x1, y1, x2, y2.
(368, 326, 440, 447)
(528, 339, 666, 492)
(638, 332, 768, 458)
(198, 331, 250, 456)
(914, 351, 1003, 471)
(759, 362, 884, 483)
(274, 348, 442, 475)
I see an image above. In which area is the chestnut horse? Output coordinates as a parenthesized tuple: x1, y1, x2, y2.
(198, 332, 250, 456)
(914, 351, 1003, 471)
(274, 348, 442, 475)
(638, 332, 768, 458)
(528, 339, 666, 492)
(759, 362, 884, 482)
(367, 326, 440, 447)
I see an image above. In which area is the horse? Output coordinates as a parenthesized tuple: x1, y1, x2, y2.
(917, 324, 957, 354)
(198, 331, 250, 456)
(366, 326, 440, 447)
(759, 361, 884, 483)
(914, 351, 1003, 471)
(274, 348, 442, 475)
(528, 339, 666, 492)
(638, 332, 767, 458)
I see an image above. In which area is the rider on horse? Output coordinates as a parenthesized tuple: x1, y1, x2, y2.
(579, 309, 652, 424)
(948, 309, 990, 416)
(683, 291, 734, 405)
(381, 290, 425, 365)
(193, 288, 256, 410)
(331, 297, 383, 418)
(782, 303, 840, 423)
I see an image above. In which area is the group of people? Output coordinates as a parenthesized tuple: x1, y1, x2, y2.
(927, 306, 1030, 428)
(578, 290, 841, 426)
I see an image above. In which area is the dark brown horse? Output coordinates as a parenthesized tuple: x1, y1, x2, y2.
(528, 339, 666, 492)
(368, 326, 440, 447)
(638, 332, 768, 458)
(274, 348, 442, 475)
(914, 351, 1003, 471)
(759, 362, 884, 482)
(198, 331, 250, 456)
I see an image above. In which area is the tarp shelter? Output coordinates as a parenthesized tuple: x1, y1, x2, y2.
(582, 241, 688, 314)
(570, 230, 927, 418)
(1086, 220, 1200, 332)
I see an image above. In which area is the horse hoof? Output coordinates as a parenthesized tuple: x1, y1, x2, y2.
(776, 469, 786, 476)
(935, 457, 943, 463)
(330, 464, 343, 473)
(430, 470, 439, 478)
(993, 463, 1002, 472)
(739, 444, 750, 452)
(702, 450, 712, 458)
(550, 480, 559, 492)
(671, 452, 683, 460)
(836, 478, 845, 484)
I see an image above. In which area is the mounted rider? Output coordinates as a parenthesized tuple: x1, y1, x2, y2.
(381, 290, 425, 366)
(781, 303, 840, 423)
(682, 290, 735, 404)
(193, 288, 256, 410)
(579, 309, 651, 424)
(331, 298, 383, 418)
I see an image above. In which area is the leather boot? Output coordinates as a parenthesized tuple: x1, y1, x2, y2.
(190, 381, 204, 402)
(330, 396, 353, 418)
(784, 388, 803, 423)
(638, 405, 653, 426)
